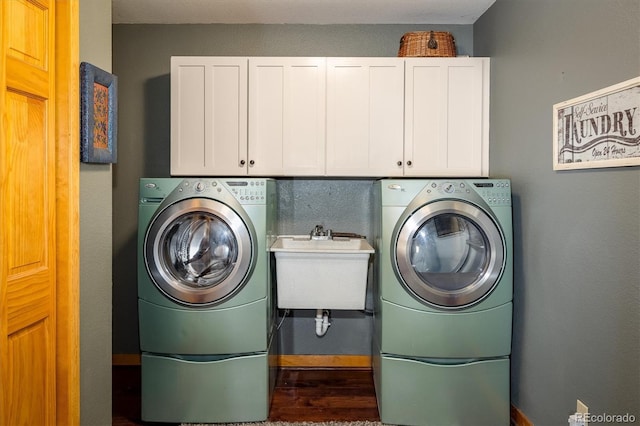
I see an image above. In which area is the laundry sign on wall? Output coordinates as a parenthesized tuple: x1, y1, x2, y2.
(553, 76, 640, 170)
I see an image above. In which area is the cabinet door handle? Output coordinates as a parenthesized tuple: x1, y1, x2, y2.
(249, 160, 255, 166)
(240, 160, 246, 166)
(406, 160, 412, 166)
(397, 161, 402, 167)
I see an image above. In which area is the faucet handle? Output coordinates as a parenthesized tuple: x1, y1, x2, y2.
(311, 224, 333, 239)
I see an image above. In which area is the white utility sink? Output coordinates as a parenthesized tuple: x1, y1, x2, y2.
(270, 235, 373, 253)
(270, 235, 374, 310)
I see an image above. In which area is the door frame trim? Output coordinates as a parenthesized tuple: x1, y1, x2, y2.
(55, 2, 80, 424)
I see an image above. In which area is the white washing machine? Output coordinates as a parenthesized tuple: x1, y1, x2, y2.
(373, 178, 513, 426)
(138, 177, 277, 423)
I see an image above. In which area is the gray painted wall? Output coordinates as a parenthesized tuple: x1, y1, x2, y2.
(79, 0, 112, 425)
(112, 24, 474, 355)
(475, 0, 639, 424)
(111, 4, 639, 423)
(275, 178, 376, 354)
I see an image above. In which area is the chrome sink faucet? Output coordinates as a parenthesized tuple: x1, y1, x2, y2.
(310, 224, 332, 240)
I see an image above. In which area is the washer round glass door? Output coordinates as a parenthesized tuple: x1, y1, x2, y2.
(394, 200, 505, 309)
(144, 198, 254, 306)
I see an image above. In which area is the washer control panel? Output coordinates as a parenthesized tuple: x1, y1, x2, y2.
(175, 179, 269, 204)
(223, 179, 268, 204)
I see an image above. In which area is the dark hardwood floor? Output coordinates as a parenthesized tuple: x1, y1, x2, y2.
(113, 366, 380, 425)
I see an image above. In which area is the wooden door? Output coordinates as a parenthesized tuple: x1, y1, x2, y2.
(0, 1, 79, 424)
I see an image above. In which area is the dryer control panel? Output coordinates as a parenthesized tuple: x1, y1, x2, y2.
(471, 180, 511, 207)
(426, 180, 511, 207)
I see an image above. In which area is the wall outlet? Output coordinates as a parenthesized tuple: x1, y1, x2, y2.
(577, 400, 589, 425)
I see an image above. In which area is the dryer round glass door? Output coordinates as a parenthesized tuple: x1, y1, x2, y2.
(394, 200, 505, 309)
(144, 198, 254, 306)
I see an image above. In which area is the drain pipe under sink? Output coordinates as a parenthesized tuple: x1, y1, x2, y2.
(315, 309, 331, 337)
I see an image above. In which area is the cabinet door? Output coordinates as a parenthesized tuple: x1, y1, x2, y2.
(248, 58, 326, 176)
(404, 58, 489, 177)
(326, 58, 405, 176)
(171, 57, 248, 176)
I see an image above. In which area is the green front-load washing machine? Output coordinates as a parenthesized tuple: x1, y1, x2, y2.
(373, 179, 513, 426)
(138, 178, 277, 423)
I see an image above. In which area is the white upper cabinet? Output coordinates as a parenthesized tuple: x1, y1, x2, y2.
(171, 57, 248, 176)
(404, 57, 489, 177)
(326, 58, 405, 176)
(248, 57, 326, 176)
(171, 56, 490, 177)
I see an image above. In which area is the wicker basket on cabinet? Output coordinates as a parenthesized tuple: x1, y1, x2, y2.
(398, 31, 457, 57)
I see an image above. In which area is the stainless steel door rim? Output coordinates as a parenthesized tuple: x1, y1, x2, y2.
(394, 199, 505, 309)
(145, 197, 254, 306)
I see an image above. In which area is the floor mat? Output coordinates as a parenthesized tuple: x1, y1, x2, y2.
(184, 422, 385, 426)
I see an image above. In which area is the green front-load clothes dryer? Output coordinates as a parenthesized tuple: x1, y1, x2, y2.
(373, 179, 513, 426)
(138, 178, 277, 423)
